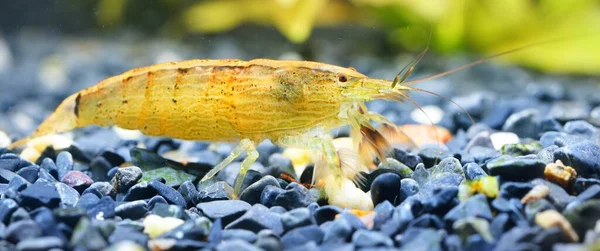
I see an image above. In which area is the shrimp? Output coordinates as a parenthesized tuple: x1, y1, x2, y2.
(6, 41, 550, 200)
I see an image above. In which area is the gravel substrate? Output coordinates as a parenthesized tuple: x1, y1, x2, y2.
(1, 28, 600, 251)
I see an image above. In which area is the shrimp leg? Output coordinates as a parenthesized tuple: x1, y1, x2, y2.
(201, 139, 258, 196)
(276, 133, 343, 185)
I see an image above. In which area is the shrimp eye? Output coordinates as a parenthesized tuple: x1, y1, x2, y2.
(338, 75, 348, 82)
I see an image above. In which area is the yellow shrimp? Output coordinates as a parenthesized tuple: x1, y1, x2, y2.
(6, 41, 550, 203)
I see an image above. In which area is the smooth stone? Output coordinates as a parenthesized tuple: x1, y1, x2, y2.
(260, 185, 286, 208)
(9, 207, 30, 223)
(538, 118, 562, 133)
(455, 150, 475, 165)
(19, 180, 61, 209)
(444, 194, 493, 225)
(147, 196, 168, 210)
(197, 181, 233, 203)
(55, 182, 80, 208)
(55, 151, 73, 180)
(490, 213, 513, 239)
(429, 157, 464, 178)
(493, 226, 538, 251)
(500, 142, 543, 157)
(313, 205, 342, 225)
(16, 165, 39, 183)
(0, 168, 17, 183)
(111, 166, 142, 193)
(86, 182, 113, 197)
(380, 202, 415, 236)
(53, 207, 86, 228)
(372, 200, 394, 230)
(225, 204, 284, 235)
(463, 163, 487, 180)
(420, 187, 459, 216)
(322, 216, 353, 244)
(398, 178, 419, 204)
(15, 236, 64, 251)
(274, 182, 316, 210)
(8, 175, 29, 191)
(464, 234, 495, 251)
(406, 214, 444, 230)
(502, 109, 541, 139)
(158, 217, 211, 240)
(554, 141, 600, 178)
(215, 239, 262, 251)
(469, 146, 501, 164)
(177, 181, 198, 208)
(76, 193, 100, 209)
(397, 227, 444, 250)
(418, 173, 463, 199)
(499, 182, 534, 199)
(115, 200, 148, 220)
(564, 120, 597, 137)
(281, 208, 313, 232)
(108, 226, 148, 245)
(351, 229, 393, 247)
(378, 158, 413, 178)
(197, 200, 251, 225)
(60, 170, 92, 193)
(563, 200, 600, 241)
(40, 158, 58, 180)
(4, 220, 42, 243)
(392, 148, 422, 170)
(574, 178, 600, 195)
(537, 146, 558, 164)
(487, 155, 545, 181)
(418, 145, 453, 168)
(148, 180, 186, 207)
(0, 198, 18, 224)
(371, 173, 401, 206)
(239, 175, 280, 205)
(524, 199, 555, 221)
(222, 229, 258, 243)
(540, 131, 565, 148)
(0, 154, 33, 172)
(411, 163, 429, 186)
(269, 206, 286, 214)
(86, 196, 116, 219)
(465, 131, 494, 152)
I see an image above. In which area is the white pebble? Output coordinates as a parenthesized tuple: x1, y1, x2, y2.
(0, 130, 10, 148)
(278, 51, 303, 61)
(410, 105, 443, 124)
(113, 127, 143, 140)
(490, 132, 520, 150)
(143, 214, 184, 238)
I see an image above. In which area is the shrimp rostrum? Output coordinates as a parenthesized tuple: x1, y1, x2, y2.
(7, 56, 489, 204)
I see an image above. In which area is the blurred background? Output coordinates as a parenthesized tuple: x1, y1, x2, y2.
(1, 0, 599, 73)
(0, 0, 599, 139)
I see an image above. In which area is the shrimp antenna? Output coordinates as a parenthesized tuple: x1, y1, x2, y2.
(392, 30, 432, 89)
(402, 35, 592, 87)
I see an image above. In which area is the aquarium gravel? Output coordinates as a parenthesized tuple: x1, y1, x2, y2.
(1, 29, 600, 251)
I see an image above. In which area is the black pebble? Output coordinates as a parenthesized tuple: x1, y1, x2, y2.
(19, 181, 61, 210)
(370, 173, 401, 206)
